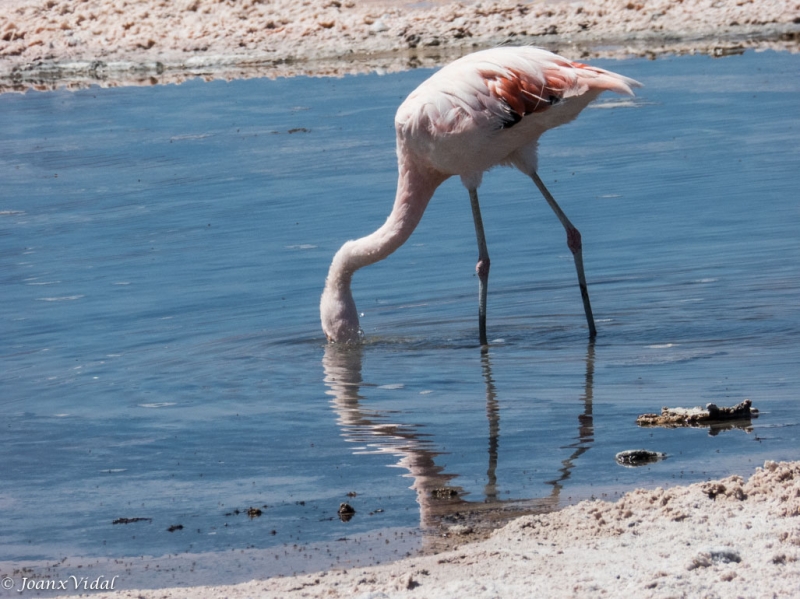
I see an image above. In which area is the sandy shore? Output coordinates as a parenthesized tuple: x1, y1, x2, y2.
(1, 0, 798, 91)
(38, 460, 797, 598)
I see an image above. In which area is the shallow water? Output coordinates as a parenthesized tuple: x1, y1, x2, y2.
(1, 50, 799, 590)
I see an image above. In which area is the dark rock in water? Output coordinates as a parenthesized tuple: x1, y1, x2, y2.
(112, 517, 152, 525)
(431, 487, 460, 499)
(636, 399, 758, 433)
(615, 449, 667, 467)
(338, 502, 356, 522)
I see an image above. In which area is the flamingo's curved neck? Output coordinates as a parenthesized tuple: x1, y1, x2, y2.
(320, 153, 445, 342)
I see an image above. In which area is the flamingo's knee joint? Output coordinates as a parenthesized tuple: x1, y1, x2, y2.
(476, 258, 491, 279)
(567, 227, 582, 255)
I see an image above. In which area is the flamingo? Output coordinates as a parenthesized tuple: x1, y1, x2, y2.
(320, 46, 641, 345)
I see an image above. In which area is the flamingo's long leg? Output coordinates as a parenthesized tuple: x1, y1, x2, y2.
(530, 172, 597, 338)
(468, 188, 490, 345)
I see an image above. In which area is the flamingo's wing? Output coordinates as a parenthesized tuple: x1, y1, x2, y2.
(393, 47, 641, 177)
(478, 51, 641, 130)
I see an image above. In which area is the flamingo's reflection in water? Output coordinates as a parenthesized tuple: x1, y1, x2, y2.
(322, 342, 596, 546)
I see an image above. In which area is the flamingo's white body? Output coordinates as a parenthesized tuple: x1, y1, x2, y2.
(321, 47, 641, 344)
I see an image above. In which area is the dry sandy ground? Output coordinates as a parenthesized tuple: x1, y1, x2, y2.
(0, 0, 798, 90)
(47, 460, 799, 598)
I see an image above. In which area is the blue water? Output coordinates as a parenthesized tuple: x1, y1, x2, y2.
(1, 50, 799, 590)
